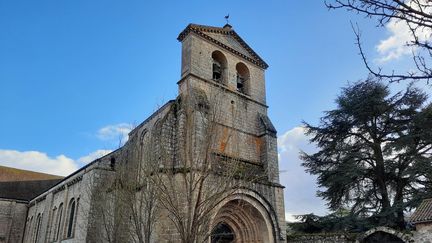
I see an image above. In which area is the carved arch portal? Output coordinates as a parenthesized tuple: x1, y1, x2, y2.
(210, 192, 276, 243)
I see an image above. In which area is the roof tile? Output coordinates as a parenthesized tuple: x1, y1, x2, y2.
(411, 198, 432, 224)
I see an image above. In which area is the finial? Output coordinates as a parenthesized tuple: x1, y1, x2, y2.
(223, 14, 232, 29)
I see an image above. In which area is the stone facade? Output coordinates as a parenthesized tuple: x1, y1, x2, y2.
(287, 233, 357, 243)
(413, 223, 432, 242)
(0, 198, 27, 243)
(19, 23, 286, 243)
(23, 162, 113, 243)
(287, 227, 418, 243)
(176, 23, 285, 241)
(0, 166, 64, 243)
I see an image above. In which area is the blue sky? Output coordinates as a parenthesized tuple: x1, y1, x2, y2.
(1, 0, 430, 221)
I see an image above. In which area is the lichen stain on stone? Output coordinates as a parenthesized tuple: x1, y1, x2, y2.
(219, 127, 230, 152)
(254, 137, 262, 155)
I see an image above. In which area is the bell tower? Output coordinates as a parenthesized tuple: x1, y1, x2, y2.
(177, 23, 286, 242)
(177, 24, 268, 105)
(177, 24, 278, 179)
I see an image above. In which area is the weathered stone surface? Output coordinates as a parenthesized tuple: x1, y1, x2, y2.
(287, 233, 357, 243)
(0, 199, 27, 243)
(287, 227, 417, 243)
(413, 223, 432, 243)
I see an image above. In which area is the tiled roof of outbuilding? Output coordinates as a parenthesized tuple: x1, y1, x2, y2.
(0, 165, 63, 201)
(0, 165, 63, 182)
(410, 198, 432, 224)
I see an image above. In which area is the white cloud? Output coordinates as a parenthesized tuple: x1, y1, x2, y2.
(96, 123, 132, 145)
(0, 150, 78, 176)
(285, 212, 298, 222)
(278, 126, 328, 222)
(376, 0, 432, 63)
(77, 149, 112, 164)
(278, 126, 309, 153)
(0, 149, 112, 177)
(0, 124, 129, 177)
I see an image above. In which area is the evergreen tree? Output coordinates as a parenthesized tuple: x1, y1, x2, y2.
(301, 79, 432, 229)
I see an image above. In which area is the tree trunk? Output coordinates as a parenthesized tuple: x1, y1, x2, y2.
(372, 143, 391, 212)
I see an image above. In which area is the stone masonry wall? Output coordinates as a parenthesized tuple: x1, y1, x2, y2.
(181, 76, 267, 164)
(287, 234, 357, 243)
(181, 33, 267, 106)
(23, 157, 115, 243)
(0, 199, 27, 243)
(413, 223, 432, 242)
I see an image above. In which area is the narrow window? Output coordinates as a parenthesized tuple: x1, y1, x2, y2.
(110, 157, 116, 169)
(153, 119, 162, 161)
(236, 62, 250, 94)
(26, 217, 33, 243)
(67, 199, 76, 238)
(55, 203, 63, 240)
(34, 213, 42, 243)
(139, 130, 148, 169)
(139, 130, 148, 146)
(49, 207, 57, 242)
(211, 51, 227, 83)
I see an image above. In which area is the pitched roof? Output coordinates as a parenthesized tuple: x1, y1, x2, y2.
(0, 179, 63, 201)
(0, 165, 63, 182)
(177, 24, 268, 69)
(410, 198, 432, 224)
(0, 165, 64, 201)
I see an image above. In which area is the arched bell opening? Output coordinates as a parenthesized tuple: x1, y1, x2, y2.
(235, 62, 250, 94)
(212, 51, 227, 84)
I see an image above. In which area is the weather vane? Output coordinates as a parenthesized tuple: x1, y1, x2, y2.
(224, 14, 230, 24)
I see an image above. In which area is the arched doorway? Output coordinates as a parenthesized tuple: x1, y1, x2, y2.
(211, 223, 235, 243)
(211, 199, 272, 243)
(359, 227, 413, 243)
(363, 231, 404, 243)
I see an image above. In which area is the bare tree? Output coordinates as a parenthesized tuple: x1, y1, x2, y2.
(84, 85, 265, 243)
(327, 0, 432, 83)
(123, 126, 160, 243)
(83, 130, 160, 243)
(151, 86, 265, 243)
(83, 168, 124, 243)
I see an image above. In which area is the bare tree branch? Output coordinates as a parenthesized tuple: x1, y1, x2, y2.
(328, 0, 432, 83)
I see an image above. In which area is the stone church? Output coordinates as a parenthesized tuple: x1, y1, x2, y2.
(0, 23, 286, 243)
